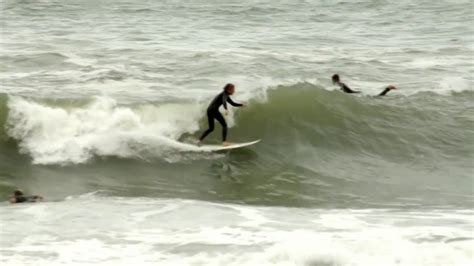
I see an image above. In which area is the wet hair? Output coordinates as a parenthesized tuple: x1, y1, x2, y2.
(332, 74, 340, 82)
(223, 83, 235, 93)
(14, 190, 23, 197)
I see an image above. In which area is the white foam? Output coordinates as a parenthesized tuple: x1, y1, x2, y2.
(437, 76, 472, 93)
(6, 96, 205, 164)
(1, 197, 473, 266)
(63, 52, 98, 67)
(0, 194, 474, 266)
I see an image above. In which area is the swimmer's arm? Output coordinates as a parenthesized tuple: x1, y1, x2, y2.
(378, 88, 391, 96)
(9, 197, 17, 203)
(377, 85, 396, 96)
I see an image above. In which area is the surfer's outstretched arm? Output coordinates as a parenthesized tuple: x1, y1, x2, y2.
(226, 96, 243, 107)
(377, 85, 397, 96)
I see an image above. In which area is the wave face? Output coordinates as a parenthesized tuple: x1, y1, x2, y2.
(3, 85, 473, 165)
(1, 85, 473, 208)
(235, 84, 473, 167)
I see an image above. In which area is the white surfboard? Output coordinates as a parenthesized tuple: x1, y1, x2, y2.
(198, 139, 261, 151)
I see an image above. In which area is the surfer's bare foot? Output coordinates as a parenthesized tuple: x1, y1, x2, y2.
(197, 140, 203, 147)
(222, 141, 232, 146)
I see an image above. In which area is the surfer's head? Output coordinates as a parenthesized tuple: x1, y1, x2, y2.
(224, 83, 235, 95)
(14, 190, 23, 197)
(332, 74, 340, 84)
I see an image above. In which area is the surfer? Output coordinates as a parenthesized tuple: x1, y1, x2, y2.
(332, 74, 396, 96)
(9, 189, 43, 204)
(198, 83, 244, 146)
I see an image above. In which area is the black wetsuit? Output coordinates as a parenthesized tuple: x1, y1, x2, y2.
(199, 91, 242, 141)
(13, 195, 40, 203)
(338, 82, 360, 93)
(377, 87, 392, 96)
(339, 82, 394, 96)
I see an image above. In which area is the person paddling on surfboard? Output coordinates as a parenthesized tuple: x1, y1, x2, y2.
(9, 189, 43, 204)
(332, 74, 397, 96)
(198, 83, 245, 146)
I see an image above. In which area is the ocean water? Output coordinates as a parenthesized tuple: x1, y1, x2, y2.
(1, 0, 473, 265)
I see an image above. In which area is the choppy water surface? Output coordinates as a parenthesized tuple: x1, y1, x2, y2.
(0, 0, 473, 265)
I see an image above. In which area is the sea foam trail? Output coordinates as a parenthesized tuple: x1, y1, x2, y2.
(6, 96, 203, 164)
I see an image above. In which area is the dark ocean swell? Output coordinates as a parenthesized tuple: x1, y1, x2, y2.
(234, 84, 473, 167)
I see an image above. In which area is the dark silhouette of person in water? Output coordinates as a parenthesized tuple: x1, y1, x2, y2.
(332, 74, 396, 96)
(9, 190, 43, 203)
(198, 83, 245, 146)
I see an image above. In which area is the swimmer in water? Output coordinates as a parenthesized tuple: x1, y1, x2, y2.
(198, 83, 245, 146)
(9, 190, 43, 204)
(332, 74, 397, 96)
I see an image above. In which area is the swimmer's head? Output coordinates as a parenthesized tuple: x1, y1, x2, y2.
(332, 74, 340, 84)
(14, 190, 23, 197)
(224, 83, 235, 95)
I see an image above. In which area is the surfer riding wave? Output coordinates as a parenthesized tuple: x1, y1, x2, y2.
(198, 83, 245, 146)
